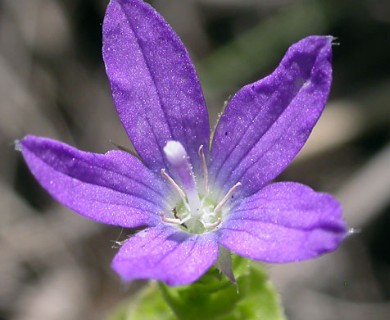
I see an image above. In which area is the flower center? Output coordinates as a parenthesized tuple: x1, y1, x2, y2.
(160, 141, 240, 234)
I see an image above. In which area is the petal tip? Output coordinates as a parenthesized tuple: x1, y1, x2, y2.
(17, 135, 37, 154)
(293, 35, 333, 57)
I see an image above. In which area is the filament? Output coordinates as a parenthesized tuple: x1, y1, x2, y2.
(198, 145, 209, 195)
(214, 182, 241, 214)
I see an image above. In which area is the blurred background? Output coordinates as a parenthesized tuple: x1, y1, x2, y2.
(1, 0, 390, 319)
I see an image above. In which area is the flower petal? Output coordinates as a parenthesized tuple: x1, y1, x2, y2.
(103, 0, 210, 174)
(210, 36, 333, 197)
(19, 135, 169, 228)
(218, 182, 346, 262)
(112, 226, 218, 286)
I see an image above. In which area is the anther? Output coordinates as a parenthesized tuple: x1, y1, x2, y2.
(198, 145, 209, 195)
(161, 169, 187, 203)
(214, 182, 241, 214)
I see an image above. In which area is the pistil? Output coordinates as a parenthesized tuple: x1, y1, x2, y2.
(163, 141, 202, 216)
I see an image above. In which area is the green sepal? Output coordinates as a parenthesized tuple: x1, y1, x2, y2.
(109, 255, 285, 320)
(161, 256, 285, 320)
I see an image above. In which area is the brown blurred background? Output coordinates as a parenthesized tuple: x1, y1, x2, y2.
(1, 0, 390, 319)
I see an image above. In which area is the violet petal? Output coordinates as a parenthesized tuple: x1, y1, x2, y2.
(20, 135, 169, 228)
(112, 225, 218, 286)
(210, 36, 333, 197)
(103, 0, 209, 174)
(217, 182, 346, 262)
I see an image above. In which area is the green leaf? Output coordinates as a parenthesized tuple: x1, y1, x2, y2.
(160, 256, 285, 320)
(109, 256, 285, 320)
(218, 263, 286, 320)
(108, 283, 175, 320)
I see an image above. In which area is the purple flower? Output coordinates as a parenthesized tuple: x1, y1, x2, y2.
(18, 0, 346, 286)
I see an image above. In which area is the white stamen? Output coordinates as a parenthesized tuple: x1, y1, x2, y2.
(198, 145, 209, 195)
(161, 169, 186, 203)
(204, 217, 222, 229)
(160, 212, 182, 225)
(214, 182, 241, 214)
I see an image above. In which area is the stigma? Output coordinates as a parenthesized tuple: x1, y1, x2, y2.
(160, 140, 240, 234)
